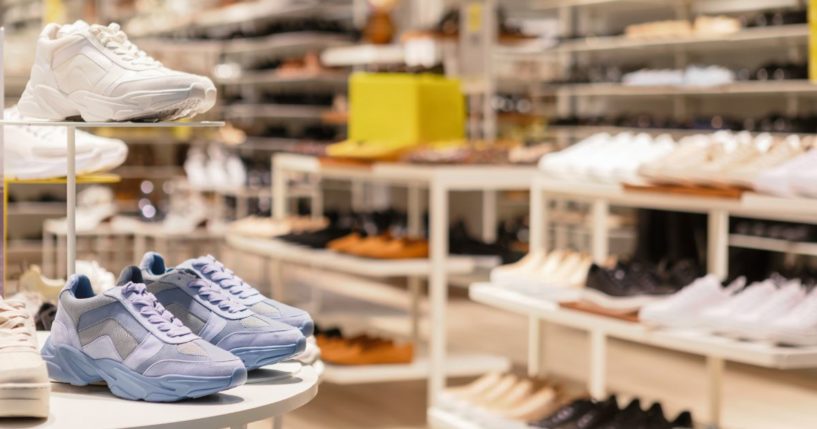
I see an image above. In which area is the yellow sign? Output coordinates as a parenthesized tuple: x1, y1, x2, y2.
(467, 3, 483, 34)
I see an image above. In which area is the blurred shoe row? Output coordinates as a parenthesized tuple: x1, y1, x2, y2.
(490, 251, 594, 301)
(624, 15, 740, 39)
(622, 65, 734, 87)
(641, 274, 817, 346)
(532, 395, 692, 429)
(538, 132, 675, 184)
(315, 327, 412, 365)
(556, 62, 805, 86)
(184, 145, 247, 191)
(552, 112, 817, 134)
(438, 372, 562, 426)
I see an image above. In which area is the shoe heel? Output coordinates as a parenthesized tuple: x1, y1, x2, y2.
(41, 339, 102, 386)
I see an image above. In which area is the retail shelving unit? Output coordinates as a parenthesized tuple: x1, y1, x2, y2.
(226, 153, 539, 393)
(440, 174, 817, 429)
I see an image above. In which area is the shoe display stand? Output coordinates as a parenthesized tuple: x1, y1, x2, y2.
(438, 175, 817, 429)
(0, 99, 322, 427)
(226, 153, 539, 392)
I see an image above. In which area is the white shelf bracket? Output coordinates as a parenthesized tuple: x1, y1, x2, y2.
(589, 330, 607, 399)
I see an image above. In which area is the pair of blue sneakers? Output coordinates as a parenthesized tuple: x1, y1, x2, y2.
(41, 253, 313, 402)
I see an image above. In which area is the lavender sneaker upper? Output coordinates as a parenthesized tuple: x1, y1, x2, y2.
(175, 254, 313, 336)
(50, 274, 242, 378)
(131, 254, 305, 357)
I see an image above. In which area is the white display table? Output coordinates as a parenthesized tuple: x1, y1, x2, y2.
(0, 334, 319, 429)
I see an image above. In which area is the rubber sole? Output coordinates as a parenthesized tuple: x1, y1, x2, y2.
(41, 339, 246, 402)
(0, 382, 50, 418)
(19, 81, 215, 122)
(230, 337, 307, 371)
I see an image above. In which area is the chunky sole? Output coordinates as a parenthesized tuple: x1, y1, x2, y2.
(0, 382, 50, 418)
(41, 339, 246, 402)
(231, 337, 307, 371)
(19, 81, 215, 122)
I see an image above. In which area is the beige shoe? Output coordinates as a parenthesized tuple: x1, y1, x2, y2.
(485, 379, 533, 411)
(0, 299, 50, 417)
(500, 386, 559, 421)
(18, 265, 63, 303)
(471, 374, 518, 406)
(446, 372, 503, 400)
(490, 252, 546, 285)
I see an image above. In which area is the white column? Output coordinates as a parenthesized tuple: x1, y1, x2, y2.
(408, 186, 423, 345)
(707, 210, 729, 280)
(66, 126, 77, 276)
(272, 155, 286, 220)
(529, 181, 549, 254)
(589, 331, 607, 399)
(527, 318, 547, 377)
(706, 356, 725, 428)
(481, 190, 497, 243)
(591, 200, 609, 264)
(428, 182, 449, 404)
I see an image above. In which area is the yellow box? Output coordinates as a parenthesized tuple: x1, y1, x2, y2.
(348, 73, 465, 144)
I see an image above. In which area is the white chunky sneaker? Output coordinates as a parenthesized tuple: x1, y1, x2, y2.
(19, 21, 216, 122)
(0, 298, 50, 417)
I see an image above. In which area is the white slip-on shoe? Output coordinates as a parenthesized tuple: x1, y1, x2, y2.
(698, 280, 777, 334)
(19, 21, 216, 122)
(639, 275, 743, 329)
(723, 280, 805, 340)
(0, 298, 50, 417)
(764, 288, 817, 346)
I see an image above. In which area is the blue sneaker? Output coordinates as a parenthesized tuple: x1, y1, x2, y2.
(145, 254, 314, 336)
(41, 274, 247, 402)
(123, 256, 306, 370)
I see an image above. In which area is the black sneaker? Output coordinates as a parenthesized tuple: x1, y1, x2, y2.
(596, 398, 644, 429)
(559, 395, 619, 429)
(642, 402, 670, 429)
(531, 398, 595, 428)
(669, 410, 694, 429)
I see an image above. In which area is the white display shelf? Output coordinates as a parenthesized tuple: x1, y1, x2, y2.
(428, 407, 484, 429)
(224, 104, 334, 121)
(0, 120, 225, 128)
(546, 125, 816, 139)
(320, 44, 405, 67)
(223, 32, 353, 56)
(226, 234, 479, 277)
(729, 234, 817, 257)
(558, 24, 808, 53)
(469, 283, 817, 369)
(274, 153, 539, 189)
(321, 353, 511, 385)
(0, 364, 318, 429)
(545, 80, 817, 97)
(216, 71, 348, 87)
(536, 178, 817, 224)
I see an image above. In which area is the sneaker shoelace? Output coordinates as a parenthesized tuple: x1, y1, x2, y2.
(123, 282, 191, 337)
(187, 278, 245, 313)
(0, 301, 36, 349)
(197, 257, 259, 300)
(89, 23, 161, 67)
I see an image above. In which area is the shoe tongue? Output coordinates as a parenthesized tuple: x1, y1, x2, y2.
(57, 20, 90, 37)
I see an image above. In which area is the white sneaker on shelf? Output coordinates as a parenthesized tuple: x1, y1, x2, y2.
(753, 149, 817, 198)
(722, 280, 806, 340)
(698, 280, 777, 333)
(19, 20, 216, 122)
(489, 252, 546, 285)
(225, 154, 247, 190)
(639, 275, 743, 329)
(0, 299, 50, 417)
(764, 288, 817, 346)
(184, 147, 210, 190)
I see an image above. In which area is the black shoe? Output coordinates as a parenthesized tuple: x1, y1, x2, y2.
(531, 398, 595, 428)
(559, 395, 619, 429)
(35, 303, 57, 331)
(642, 402, 671, 429)
(669, 410, 694, 429)
(596, 398, 643, 429)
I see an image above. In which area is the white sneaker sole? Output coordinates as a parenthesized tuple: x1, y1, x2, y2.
(19, 81, 216, 122)
(0, 381, 50, 418)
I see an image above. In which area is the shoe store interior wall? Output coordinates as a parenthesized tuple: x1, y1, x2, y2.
(2, 0, 817, 428)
